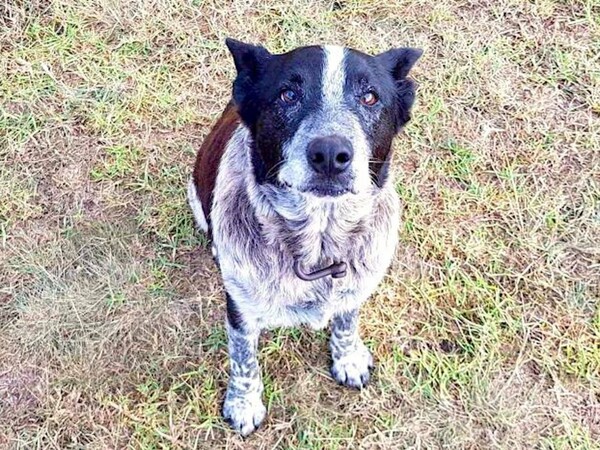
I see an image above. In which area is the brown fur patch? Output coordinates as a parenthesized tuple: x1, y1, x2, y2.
(192, 102, 241, 227)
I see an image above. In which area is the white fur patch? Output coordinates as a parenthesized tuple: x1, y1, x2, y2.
(187, 178, 209, 232)
(322, 45, 346, 106)
(222, 389, 266, 437)
(330, 340, 373, 388)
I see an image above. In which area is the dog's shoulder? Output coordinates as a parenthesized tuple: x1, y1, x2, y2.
(192, 101, 241, 228)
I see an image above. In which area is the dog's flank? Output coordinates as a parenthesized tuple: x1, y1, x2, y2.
(189, 40, 421, 435)
(191, 102, 240, 232)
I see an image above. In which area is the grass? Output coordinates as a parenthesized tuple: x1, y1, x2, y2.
(1, 0, 599, 448)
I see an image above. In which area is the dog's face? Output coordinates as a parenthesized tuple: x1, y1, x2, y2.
(226, 39, 422, 197)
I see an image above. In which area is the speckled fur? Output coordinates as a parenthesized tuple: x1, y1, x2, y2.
(211, 125, 400, 330)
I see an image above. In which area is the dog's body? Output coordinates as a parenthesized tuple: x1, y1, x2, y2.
(190, 103, 400, 329)
(189, 41, 421, 436)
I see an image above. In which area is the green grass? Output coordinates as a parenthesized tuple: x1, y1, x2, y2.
(1, 0, 599, 448)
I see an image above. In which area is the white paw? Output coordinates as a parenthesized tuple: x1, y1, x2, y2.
(222, 389, 266, 437)
(331, 343, 374, 389)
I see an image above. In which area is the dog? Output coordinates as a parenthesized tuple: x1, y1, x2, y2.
(188, 38, 422, 436)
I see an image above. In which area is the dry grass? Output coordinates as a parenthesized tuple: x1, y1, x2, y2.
(1, 0, 599, 448)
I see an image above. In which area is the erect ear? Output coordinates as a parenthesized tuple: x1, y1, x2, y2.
(225, 38, 271, 105)
(375, 47, 423, 80)
(376, 47, 423, 131)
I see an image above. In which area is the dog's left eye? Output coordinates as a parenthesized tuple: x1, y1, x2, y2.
(360, 91, 379, 107)
(280, 89, 299, 104)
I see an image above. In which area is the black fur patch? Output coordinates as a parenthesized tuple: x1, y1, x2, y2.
(343, 48, 421, 186)
(227, 40, 325, 184)
(226, 292, 245, 330)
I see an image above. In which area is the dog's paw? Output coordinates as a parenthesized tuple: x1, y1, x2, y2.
(331, 342, 374, 389)
(222, 389, 266, 437)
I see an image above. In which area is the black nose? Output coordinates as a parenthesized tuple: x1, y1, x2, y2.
(307, 136, 354, 176)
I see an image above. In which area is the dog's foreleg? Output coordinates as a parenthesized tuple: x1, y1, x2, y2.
(329, 308, 374, 389)
(222, 293, 266, 436)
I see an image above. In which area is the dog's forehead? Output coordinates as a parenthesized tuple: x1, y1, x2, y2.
(280, 45, 324, 67)
(281, 45, 372, 61)
(265, 46, 324, 84)
(269, 46, 377, 82)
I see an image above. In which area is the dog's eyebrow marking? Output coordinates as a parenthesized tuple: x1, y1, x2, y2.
(289, 73, 303, 84)
(322, 45, 346, 106)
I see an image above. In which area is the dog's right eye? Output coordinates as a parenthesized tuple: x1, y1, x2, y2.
(360, 91, 379, 107)
(280, 89, 299, 105)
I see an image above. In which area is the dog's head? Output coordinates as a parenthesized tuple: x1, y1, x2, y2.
(226, 39, 422, 197)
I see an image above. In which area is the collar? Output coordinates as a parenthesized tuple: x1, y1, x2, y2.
(293, 260, 347, 281)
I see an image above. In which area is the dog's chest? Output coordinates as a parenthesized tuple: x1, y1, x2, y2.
(213, 188, 400, 329)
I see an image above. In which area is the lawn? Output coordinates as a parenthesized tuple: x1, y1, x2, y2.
(1, 0, 599, 448)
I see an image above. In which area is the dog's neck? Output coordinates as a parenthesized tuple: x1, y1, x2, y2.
(246, 181, 378, 268)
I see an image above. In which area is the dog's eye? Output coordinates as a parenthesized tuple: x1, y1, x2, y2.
(360, 91, 379, 107)
(280, 89, 299, 104)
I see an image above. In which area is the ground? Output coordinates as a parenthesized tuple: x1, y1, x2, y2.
(1, 0, 599, 448)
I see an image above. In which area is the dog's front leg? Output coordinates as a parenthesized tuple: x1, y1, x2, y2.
(330, 308, 374, 389)
(222, 294, 266, 436)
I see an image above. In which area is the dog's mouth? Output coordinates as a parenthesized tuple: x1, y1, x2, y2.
(275, 179, 355, 197)
(305, 185, 352, 197)
(278, 180, 356, 197)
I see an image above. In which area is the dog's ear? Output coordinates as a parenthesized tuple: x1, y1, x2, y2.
(375, 47, 422, 81)
(375, 47, 423, 130)
(225, 38, 271, 105)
